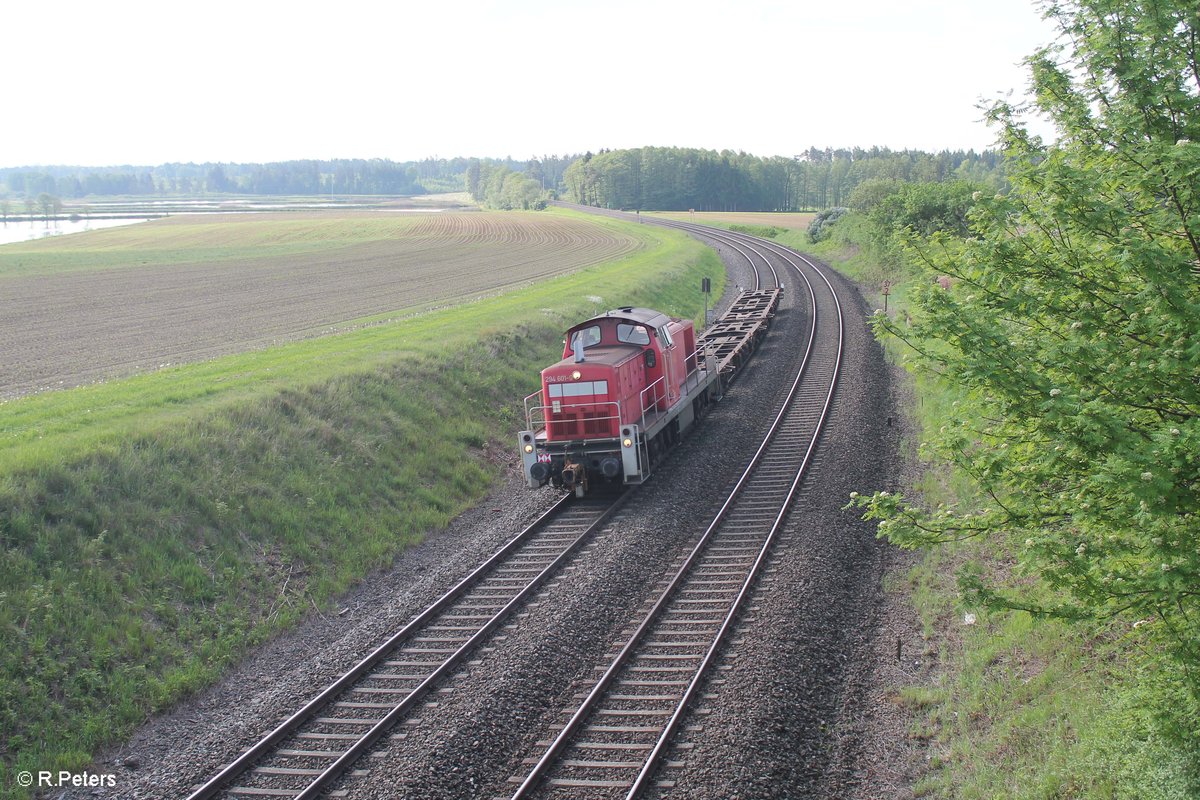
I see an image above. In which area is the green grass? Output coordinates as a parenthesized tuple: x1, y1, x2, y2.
(804, 218, 1198, 799)
(893, 379, 1199, 798)
(903, 542, 1197, 800)
(0, 216, 724, 799)
(0, 209, 661, 471)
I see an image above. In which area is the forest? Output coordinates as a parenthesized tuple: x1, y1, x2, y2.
(0, 156, 573, 199)
(561, 146, 1005, 212)
(1, 149, 1005, 217)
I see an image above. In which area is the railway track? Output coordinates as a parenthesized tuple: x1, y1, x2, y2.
(507, 225, 845, 798)
(180, 217, 849, 800)
(185, 494, 625, 800)
(185, 228, 787, 800)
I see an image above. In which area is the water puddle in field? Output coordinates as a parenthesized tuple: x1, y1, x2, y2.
(0, 217, 152, 246)
(0, 196, 461, 246)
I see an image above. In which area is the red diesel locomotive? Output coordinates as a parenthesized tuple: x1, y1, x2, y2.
(518, 306, 723, 495)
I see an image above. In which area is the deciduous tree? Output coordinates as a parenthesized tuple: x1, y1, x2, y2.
(854, 0, 1200, 723)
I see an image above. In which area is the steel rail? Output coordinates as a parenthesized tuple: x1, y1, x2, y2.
(510, 228, 843, 798)
(188, 492, 625, 800)
(625, 228, 845, 798)
(688, 229, 778, 291)
(550, 202, 778, 291)
(630, 215, 782, 291)
(187, 211, 799, 800)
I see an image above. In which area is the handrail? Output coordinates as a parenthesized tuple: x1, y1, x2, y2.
(638, 376, 667, 422)
(528, 401, 622, 422)
(527, 400, 623, 438)
(525, 341, 712, 432)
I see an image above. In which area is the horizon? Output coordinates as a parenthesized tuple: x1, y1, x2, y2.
(0, 142, 1008, 173)
(5, 0, 1058, 170)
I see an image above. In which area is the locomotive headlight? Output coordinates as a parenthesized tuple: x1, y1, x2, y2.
(524, 444, 534, 454)
(571, 370, 582, 380)
(623, 437, 633, 448)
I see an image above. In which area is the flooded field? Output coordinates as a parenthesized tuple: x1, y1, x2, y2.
(0, 192, 474, 246)
(0, 217, 152, 245)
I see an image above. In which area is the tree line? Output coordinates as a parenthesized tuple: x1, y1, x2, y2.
(464, 159, 551, 210)
(2, 149, 1004, 213)
(0, 155, 585, 203)
(1, 158, 497, 198)
(561, 145, 1005, 212)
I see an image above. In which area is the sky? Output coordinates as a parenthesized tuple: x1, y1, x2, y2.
(2, 0, 1060, 168)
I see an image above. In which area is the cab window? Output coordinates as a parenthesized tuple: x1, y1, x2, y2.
(571, 325, 601, 348)
(617, 323, 651, 345)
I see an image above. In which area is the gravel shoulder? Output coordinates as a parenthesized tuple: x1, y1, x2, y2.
(636, 254, 932, 800)
(814, 333, 938, 800)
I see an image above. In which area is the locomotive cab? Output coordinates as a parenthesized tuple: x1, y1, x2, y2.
(519, 290, 782, 496)
(546, 308, 689, 437)
(519, 306, 719, 495)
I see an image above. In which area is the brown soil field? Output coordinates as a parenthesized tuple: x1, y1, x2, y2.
(0, 211, 642, 397)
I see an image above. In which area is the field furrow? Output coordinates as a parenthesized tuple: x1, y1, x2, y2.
(0, 210, 644, 397)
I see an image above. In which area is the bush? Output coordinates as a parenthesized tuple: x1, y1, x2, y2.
(806, 206, 848, 242)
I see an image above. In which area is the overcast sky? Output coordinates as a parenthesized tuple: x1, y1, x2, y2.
(3, 0, 1059, 168)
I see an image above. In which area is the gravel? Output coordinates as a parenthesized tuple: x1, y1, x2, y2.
(58, 235, 926, 800)
(642, 259, 914, 799)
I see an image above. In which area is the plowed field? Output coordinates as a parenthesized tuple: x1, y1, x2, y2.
(0, 211, 643, 398)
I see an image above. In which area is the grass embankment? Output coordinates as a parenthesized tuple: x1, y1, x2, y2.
(645, 210, 814, 232)
(0, 220, 723, 799)
(804, 232, 1196, 798)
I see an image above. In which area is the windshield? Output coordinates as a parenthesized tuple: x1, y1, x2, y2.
(617, 323, 650, 345)
(570, 325, 601, 349)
